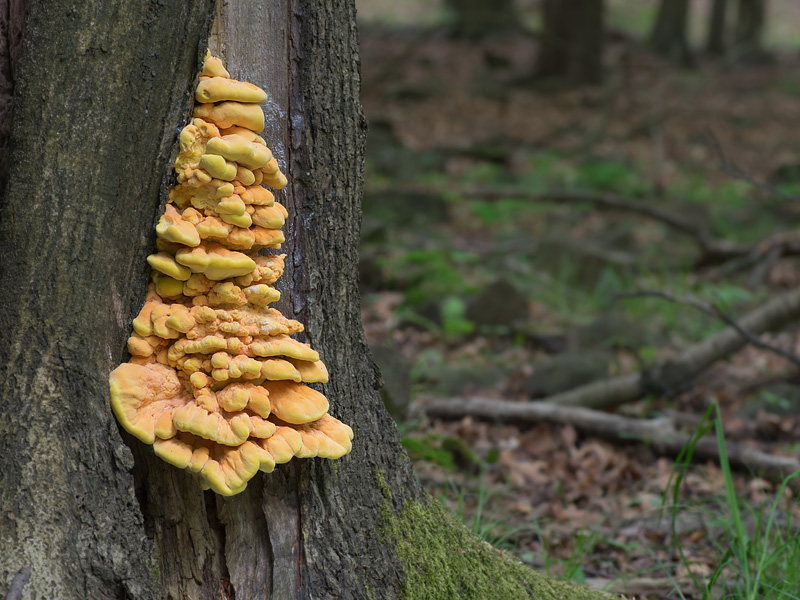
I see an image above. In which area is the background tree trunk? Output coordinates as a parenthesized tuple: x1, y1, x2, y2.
(650, 0, 694, 66)
(706, 0, 728, 56)
(535, 0, 605, 85)
(734, 0, 767, 61)
(445, 0, 521, 39)
(0, 1, 619, 599)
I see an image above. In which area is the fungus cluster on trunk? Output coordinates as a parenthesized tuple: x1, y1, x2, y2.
(109, 53, 353, 496)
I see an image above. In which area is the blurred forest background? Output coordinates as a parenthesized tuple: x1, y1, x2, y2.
(355, 0, 800, 597)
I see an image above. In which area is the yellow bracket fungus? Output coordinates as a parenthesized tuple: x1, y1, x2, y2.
(109, 52, 353, 496)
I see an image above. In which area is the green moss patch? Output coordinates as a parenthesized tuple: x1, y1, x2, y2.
(379, 488, 620, 600)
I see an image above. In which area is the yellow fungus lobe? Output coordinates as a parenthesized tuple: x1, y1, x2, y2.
(109, 52, 352, 496)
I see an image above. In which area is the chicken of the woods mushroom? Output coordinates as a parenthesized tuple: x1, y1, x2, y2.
(109, 52, 353, 496)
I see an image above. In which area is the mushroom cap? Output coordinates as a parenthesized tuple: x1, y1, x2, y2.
(199, 154, 237, 181)
(194, 102, 265, 133)
(170, 178, 235, 210)
(175, 242, 256, 280)
(219, 127, 267, 148)
(248, 334, 319, 362)
(196, 216, 232, 240)
(233, 254, 286, 286)
(251, 204, 287, 229)
(251, 227, 285, 250)
(196, 77, 268, 104)
(286, 358, 329, 383)
(215, 382, 270, 415)
(109, 362, 190, 444)
(147, 252, 192, 281)
(219, 211, 253, 229)
(243, 284, 280, 306)
(205, 135, 272, 170)
(152, 272, 185, 298)
(156, 205, 201, 247)
(154, 435, 277, 496)
(238, 185, 274, 206)
(132, 287, 163, 337)
(174, 119, 220, 172)
(127, 335, 154, 357)
(200, 51, 231, 79)
(297, 414, 354, 458)
(263, 381, 329, 425)
(260, 158, 288, 190)
(257, 358, 301, 382)
(261, 414, 353, 463)
(216, 195, 247, 216)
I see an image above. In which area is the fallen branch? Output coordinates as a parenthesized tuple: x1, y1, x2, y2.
(616, 289, 800, 369)
(705, 128, 799, 202)
(505, 286, 800, 411)
(423, 398, 800, 492)
(706, 229, 800, 280)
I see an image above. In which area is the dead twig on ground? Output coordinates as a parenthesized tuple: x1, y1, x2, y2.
(706, 229, 800, 281)
(705, 128, 799, 202)
(423, 398, 800, 492)
(616, 289, 800, 369)
(472, 286, 800, 411)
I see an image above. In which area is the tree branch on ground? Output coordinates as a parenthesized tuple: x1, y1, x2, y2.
(705, 128, 797, 201)
(615, 289, 800, 369)
(446, 287, 800, 411)
(423, 398, 800, 493)
(706, 229, 800, 280)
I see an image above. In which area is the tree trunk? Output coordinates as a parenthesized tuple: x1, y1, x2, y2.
(706, 0, 728, 56)
(0, 1, 619, 599)
(445, 0, 521, 39)
(535, 0, 605, 85)
(650, 0, 693, 66)
(0, 0, 25, 199)
(734, 0, 767, 61)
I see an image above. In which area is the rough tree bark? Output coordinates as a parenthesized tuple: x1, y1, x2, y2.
(650, 0, 693, 66)
(0, 1, 619, 599)
(535, 0, 605, 85)
(0, 0, 25, 198)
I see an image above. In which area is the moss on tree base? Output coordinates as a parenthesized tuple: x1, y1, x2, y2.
(378, 474, 622, 600)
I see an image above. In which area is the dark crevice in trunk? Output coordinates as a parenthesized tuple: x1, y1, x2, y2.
(0, 0, 26, 208)
(205, 493, 235, 600)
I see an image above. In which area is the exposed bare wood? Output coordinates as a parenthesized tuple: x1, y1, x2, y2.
(4, 566, 30, 600)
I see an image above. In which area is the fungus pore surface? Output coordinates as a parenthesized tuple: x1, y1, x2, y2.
(109, 52, 353, 496)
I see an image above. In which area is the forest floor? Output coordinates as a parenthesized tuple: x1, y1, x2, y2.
(356, 15, 800, 600)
